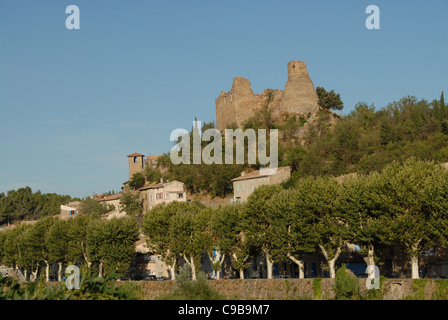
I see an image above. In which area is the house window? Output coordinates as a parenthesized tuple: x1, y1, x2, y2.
(236, 185, 239, 192)
(236, 197, 241, 202)
(177, 193, 183, 198)
(166, 193, 169, 199)
(242, 183, 245, 192)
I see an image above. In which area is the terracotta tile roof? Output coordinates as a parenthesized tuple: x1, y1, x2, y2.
(127, 152, 145, 157)
(147, 154, 162, 160)
(232, 166, 290, 181)
(99, 193, 122, 201)
(138, 181, 173, 191)
(91, 194, 105, 200)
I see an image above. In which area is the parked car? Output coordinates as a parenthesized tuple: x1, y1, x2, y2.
(428, 275, 448, 279)
(356, 273, 369, 278)
(144, 275, 156, 281)
(275, 275, 291, 279)
(156, 276, 166, 281)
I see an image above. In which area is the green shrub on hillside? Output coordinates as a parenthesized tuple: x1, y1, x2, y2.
(334, 264, 361, 300)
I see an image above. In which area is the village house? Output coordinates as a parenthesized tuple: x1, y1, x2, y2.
(98, 193, 128, 220)
(98, 193, 123, 212)
(138, 179, 187, 212)
(59, 201, 81, 219)
(232, 166, 291, 202)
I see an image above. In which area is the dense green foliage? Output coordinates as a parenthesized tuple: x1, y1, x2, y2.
(153, 120, 247, 197)
(316, 86, 344, 111)
(159, 264, 224, 300)
(120, 191, 143, 218)
(142, 158, 448, 281)
(149, 93, 447, 198)
(78, 197, 114, 217)
(281, 94, 448, 179)
(0, 187, 74, 225)
(0, 92, 447, 299)
(0, 272, 140, 300)
(333, 264, 361, 299)
(129, 172, 145, 190)
(0, 215, 140, 280)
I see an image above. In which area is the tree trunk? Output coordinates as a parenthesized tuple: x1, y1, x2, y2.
(99, 262, 103, 278)
(81, 241, 91, 269)
(265, 252, 274, 279)
(365, 244, 375, 267)
(232, 253, 248, 279)
(168, 257, 176, 280)
(183, 254, 197, 280)
(287, 254, 305, 278)
(190, 256, 197, 280)
(411, 255, 419, 279)
(58, 262, 62, 282)
(31, 266, 39, 282)
(209, 251, 226, 280)
(45, 261, 50, 282)
(411, 241, 420, 279)
(318, 244, 342, 279)
(168, 265, 176, 281)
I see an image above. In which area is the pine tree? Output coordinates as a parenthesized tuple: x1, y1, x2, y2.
(440, 91, 446, 118)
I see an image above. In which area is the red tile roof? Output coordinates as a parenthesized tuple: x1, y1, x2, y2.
(138, 180, 179, 191)
(147, 154, 162, 160)
(99, 193, 122, 201)
(232, 166, 290, 181)
(91, 194, 105, 200)
(127, 152, 145, 157)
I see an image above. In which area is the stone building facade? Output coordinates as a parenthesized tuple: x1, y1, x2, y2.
(126, 152, 164, 180)
(127, 152, 145, 180)
(139, 180, 187, 212)
(232, 166, 291, 202)
(215, 61, 320, 132)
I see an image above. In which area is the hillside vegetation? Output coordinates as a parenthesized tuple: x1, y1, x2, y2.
(151, 93, 448, 197)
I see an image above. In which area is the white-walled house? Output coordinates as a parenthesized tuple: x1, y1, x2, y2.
(232, 166, 291, 202)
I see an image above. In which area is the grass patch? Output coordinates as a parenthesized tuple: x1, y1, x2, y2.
(158, 265, 225, 300)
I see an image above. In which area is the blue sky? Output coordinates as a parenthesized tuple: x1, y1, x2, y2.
(0, 0, 447, 198)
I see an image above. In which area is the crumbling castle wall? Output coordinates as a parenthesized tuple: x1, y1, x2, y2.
(215, 61, 320, 132)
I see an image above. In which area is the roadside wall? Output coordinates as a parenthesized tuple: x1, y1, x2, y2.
(123, 278, 443, 300)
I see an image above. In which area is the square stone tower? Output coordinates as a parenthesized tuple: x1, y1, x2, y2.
(127, 152, 145, 180)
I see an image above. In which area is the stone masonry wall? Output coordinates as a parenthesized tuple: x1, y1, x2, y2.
(118, 278, 441, 300)
(215, 61, 320, 132)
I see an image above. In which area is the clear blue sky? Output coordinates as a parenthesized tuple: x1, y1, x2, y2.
(0, 0, 447, 198)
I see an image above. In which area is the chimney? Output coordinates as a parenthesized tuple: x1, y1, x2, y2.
(241, 172, 245, 177)
(160, 177, 164, 184)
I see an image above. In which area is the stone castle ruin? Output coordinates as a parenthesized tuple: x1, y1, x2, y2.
(215, 60, 321, 132)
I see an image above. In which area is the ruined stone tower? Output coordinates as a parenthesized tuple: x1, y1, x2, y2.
(215, 60, 320, 132)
